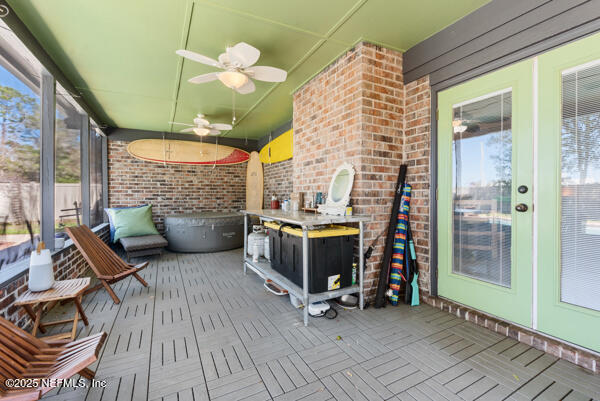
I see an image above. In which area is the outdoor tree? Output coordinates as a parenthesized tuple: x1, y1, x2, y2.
(0, 84, 40, 229)
(55, 112, 81, 183)
(562, 113, 600, 184)
(0, 85, 40, 182)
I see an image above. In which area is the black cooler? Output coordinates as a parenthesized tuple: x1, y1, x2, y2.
(264, 222, 358, 293)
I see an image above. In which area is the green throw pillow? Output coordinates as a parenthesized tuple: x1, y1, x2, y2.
(110, 205, 159, 242)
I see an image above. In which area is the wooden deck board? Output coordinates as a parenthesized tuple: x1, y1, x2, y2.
(36, 248, 600, 400)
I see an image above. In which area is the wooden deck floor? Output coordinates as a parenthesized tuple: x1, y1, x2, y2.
(39, 249, 600, 401)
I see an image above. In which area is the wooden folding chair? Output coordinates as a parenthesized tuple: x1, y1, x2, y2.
(0, 317, 106, 400)
(66, 225, 149, 304)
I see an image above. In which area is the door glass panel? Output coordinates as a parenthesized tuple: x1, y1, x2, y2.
(561, 62, 600, 311)
(452, 91, 512, 287)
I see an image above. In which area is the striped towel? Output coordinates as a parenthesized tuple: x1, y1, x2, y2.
(389, 184, 411, 305)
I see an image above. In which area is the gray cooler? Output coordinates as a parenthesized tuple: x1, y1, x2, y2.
(164, 212, 244, 253)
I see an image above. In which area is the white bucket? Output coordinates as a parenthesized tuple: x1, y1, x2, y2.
(28, 248, 54, 292)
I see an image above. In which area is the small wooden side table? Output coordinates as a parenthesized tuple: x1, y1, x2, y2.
(15, 278, 91, 340)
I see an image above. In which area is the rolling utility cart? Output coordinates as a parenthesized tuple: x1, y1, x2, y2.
(241, 209, 369, 326)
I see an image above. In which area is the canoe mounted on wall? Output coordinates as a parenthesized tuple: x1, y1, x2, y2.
(127, 139, 249, 165)
(259, 128, 293, 164)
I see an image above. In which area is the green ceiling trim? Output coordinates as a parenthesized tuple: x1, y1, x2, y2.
(169, 0, 195, 130)
(196, 0, 334, 41)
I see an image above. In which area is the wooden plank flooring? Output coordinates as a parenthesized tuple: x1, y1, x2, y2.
(38, 249, 600, 401)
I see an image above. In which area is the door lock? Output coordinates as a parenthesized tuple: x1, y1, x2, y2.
(515, 203, 528, 212)
(518, 185, 528, 194)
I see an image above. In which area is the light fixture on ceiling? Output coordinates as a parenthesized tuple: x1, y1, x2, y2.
(193, 127, 210, 136)
(452, 119, 468, 134)
(218, 71, 249, 89)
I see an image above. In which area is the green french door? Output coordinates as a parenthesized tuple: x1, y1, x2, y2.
(438, 60, 534, 327)
(537, 33, 600, 352)
(438, 32, 600, 352)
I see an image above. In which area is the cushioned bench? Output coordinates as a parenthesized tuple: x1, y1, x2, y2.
(119, 235, 168, 261)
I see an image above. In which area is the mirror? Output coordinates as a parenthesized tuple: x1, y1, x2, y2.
(318, 163, 355, 216)
(331, 170, 350, 202)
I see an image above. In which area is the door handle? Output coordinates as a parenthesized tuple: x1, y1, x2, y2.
(515, 203, 528, 212)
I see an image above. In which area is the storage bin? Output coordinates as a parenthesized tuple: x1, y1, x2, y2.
(264, 222, 359, 293)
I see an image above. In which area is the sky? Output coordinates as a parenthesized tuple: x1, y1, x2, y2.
(0, 63, 39, 100)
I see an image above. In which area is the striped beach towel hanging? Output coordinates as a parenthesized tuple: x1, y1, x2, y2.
(388, 184, 411, 305)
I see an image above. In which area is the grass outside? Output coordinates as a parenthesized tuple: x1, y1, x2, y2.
(1, 219, 79, 235)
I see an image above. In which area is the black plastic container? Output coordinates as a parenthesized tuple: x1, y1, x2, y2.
(266, 222, 358, 293)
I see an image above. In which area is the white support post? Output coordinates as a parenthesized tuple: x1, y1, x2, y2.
(243, 213, 248, 274)
(302, 226, 309, 326)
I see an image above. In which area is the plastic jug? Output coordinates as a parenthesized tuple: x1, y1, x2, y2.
(28, 242, 54, 292)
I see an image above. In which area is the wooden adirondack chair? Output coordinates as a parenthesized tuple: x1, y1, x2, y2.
(65, 225, 149, 304)
(0, 317, 106, 400)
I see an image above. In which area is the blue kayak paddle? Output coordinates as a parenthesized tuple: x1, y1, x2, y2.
(409, 238, 419, 306)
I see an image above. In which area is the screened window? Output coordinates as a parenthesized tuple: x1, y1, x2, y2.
(90, 125, 104, 227)
(0, 20, 42, 269)
(561, 62, 600, 311)
(54, 84, 83, 236)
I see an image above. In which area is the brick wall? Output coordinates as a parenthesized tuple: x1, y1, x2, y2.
(293, 42, 404, 299)
(403, 76, 431, 292)
(0, 225, 109, 327)
(108, 141, 246, 231)
(263, 158, 293, 208)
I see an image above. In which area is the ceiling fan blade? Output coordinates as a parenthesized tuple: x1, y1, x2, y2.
(208, 129, 221, 136)
(227, 42, 260, 67)
(235, 79, 256, 94)
(218, 53, 230, 66)
(169, 122, 194, 126)
(209, 123, 232, 131)
(176, 50, 221, 67)
(245, 66, 287, 82)
(179, 128, 195, 133)
(188, 72, 219, 84)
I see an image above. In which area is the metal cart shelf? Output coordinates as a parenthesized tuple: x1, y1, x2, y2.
(241, 209, 369, 326)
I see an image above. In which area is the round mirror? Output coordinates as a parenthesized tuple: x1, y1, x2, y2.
(325, 163, 355, 207)
(331, 170, 350, 202)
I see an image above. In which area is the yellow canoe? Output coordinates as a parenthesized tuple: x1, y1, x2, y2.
(259, 129, 293, 164)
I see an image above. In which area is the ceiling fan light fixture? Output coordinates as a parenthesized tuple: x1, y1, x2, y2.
(218, 71, 248, 89)
(193, 127, 210, 136)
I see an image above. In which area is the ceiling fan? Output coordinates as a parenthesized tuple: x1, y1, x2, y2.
(170, 114, 232, 136)
(176, 42, 287, 94)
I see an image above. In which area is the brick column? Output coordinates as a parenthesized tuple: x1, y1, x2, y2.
(404, 76, 431, 291)
(293, 42, 404, 299)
